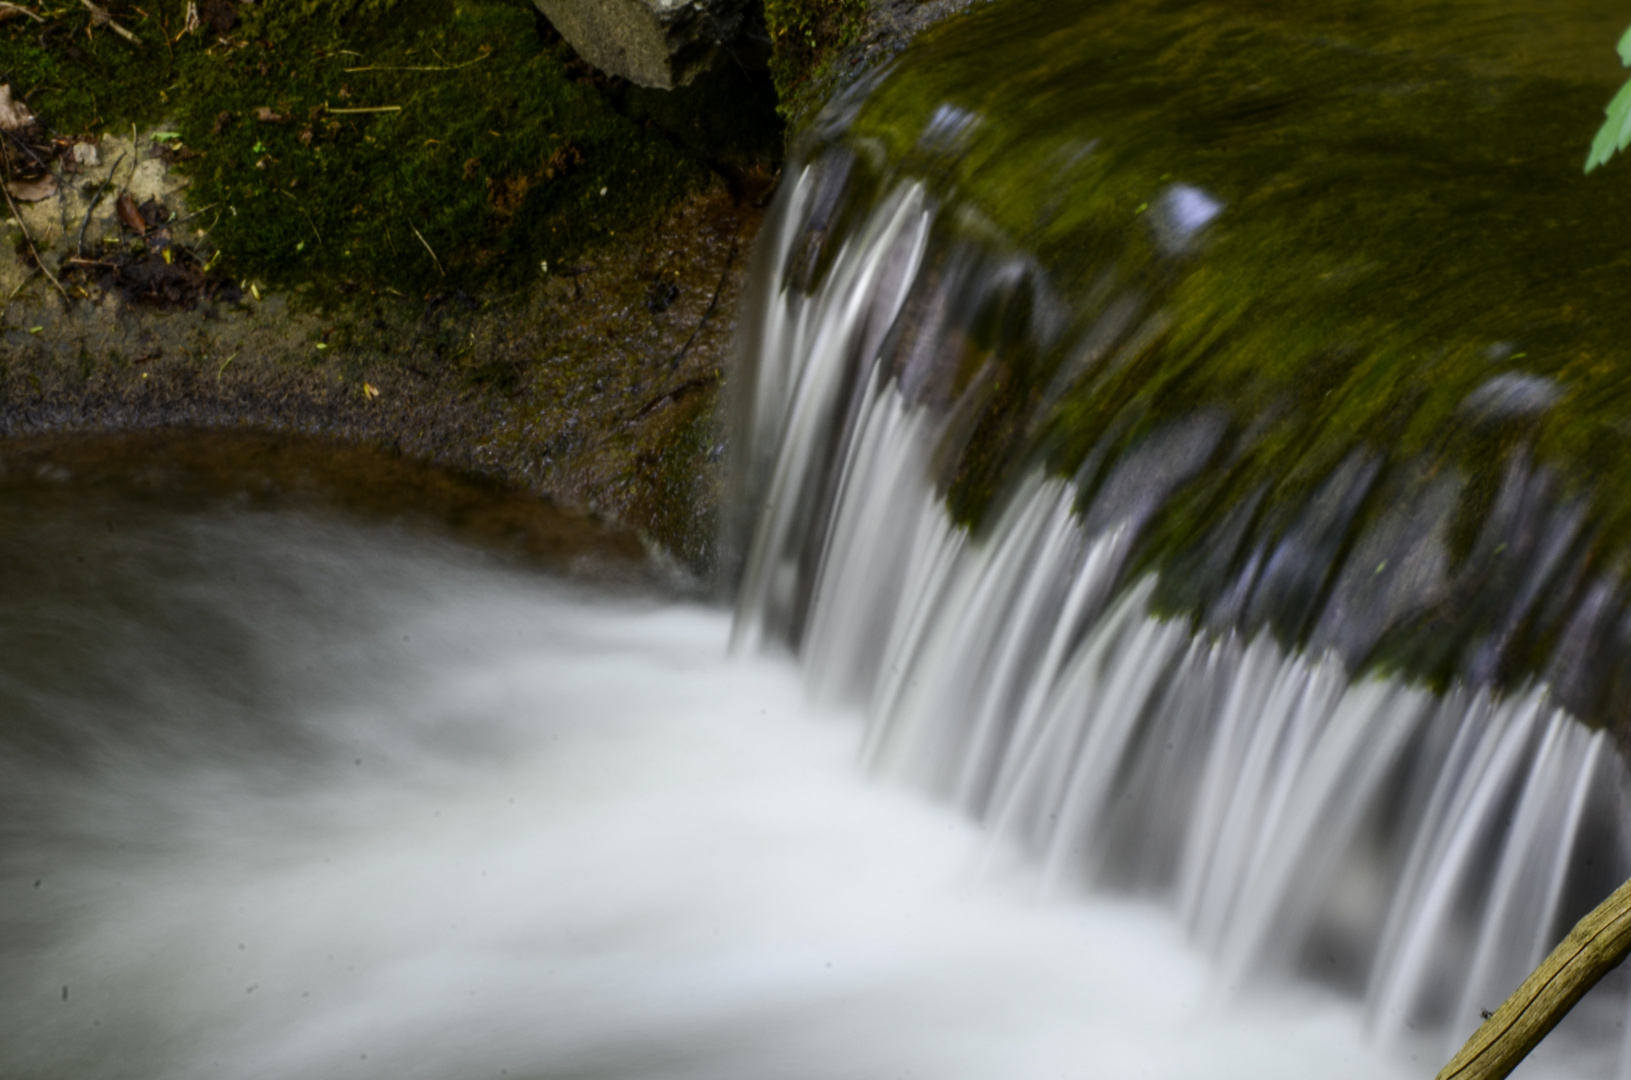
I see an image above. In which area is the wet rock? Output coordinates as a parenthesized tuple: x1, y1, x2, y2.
(533, 0, 749, 88)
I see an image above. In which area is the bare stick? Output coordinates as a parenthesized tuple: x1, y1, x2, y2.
(1, 126, 51, 174)
(74, 150, 124, 254)
(1438, 875, 1631, 1080)
(667, 219, 741, 371)
(2, 181, 68, 300)
(325, 105, 401, 115)
(0, 3, 45, 24)
(409, 222, 443, 277)
(79, 0, 141, 45)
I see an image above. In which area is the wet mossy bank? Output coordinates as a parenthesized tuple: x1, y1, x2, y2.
(0, 0, 976, 574)
(0, 0, 791, 573)
(0, 184, 756, 573)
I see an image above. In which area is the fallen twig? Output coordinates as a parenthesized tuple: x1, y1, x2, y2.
(409, 222, 443, 277)
(1, 126, 51, 176)
(667, 219, 741, 371)
(75, 150, 125, 254)
(325, 105, 402, 115)
(0, 3, 45, 23)
(631, 371, 720, 421)
(344, 52, 490, 73)
(2, 181, 68, 300)
(1438, 875, 1631, 1080)
(79, 0, 142, 46)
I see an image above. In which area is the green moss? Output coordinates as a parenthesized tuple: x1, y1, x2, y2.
(782, 0, 1631, 709)
(2, 0, 716, 301)
(764, 0, 867, 120)
(830, 0, 1631, 531)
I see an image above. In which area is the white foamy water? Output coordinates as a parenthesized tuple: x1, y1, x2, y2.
(727, 161, 1631, 1079)
(0, 510, 1418, 1080)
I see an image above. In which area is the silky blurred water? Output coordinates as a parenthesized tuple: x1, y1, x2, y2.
(0, 491, 1431, 1080)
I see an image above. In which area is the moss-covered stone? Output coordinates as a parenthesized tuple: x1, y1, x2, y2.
(834, 0, 1631, 532)
(780, 0, 1631, 719)
(763, 0, 867, 120)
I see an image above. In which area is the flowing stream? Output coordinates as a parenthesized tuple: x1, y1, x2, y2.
(1, 467, 1430, 1080)
(725, 0, 1631, 1074)
(11, 0, 1631, 1075)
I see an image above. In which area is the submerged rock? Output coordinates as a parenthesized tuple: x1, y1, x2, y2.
(533, 0, 749, 88)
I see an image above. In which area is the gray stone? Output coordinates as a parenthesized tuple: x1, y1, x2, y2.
(533, 0, 749, 89)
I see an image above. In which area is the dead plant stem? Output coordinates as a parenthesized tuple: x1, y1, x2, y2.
(3, 182, 67, 300)
(78, 0, 141, 45)
(75, 150, 125, 254)
(409, 222, 443, 276)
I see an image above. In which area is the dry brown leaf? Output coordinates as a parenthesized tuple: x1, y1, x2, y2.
(115, 192, 147, 233)
(7, 174, 58, 201)
(253, 107, 288, 124)
(0, 85, 33, 132)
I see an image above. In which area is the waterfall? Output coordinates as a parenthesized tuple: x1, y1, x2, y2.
(6, 3, 1631, 1075)
(732, 162, 1631, 1072)
(0, 451, 1442, 1080)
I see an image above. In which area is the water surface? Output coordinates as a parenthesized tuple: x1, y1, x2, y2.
(0, 438, 1424, 1080)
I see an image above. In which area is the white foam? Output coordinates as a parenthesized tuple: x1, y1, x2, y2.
(1, 523, 1416, 1080)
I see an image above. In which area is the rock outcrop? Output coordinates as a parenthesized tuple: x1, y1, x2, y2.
(533, 0, 750, 88)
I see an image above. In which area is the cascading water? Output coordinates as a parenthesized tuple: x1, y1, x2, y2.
(0, 435, 1426, 1080)
(8, 2, 1631, 1078)
(730, 0, 1631, 1074)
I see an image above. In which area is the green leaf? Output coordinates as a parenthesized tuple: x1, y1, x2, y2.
(1617, 22, 1631, 66)
(1585, 78, 1631, 172)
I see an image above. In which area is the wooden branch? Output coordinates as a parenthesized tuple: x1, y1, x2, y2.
(2, 182, 68, 301)
(79, 0, 141, 46)
(0, 3, 46, 23)
(1438, 876, 1631, 1080)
